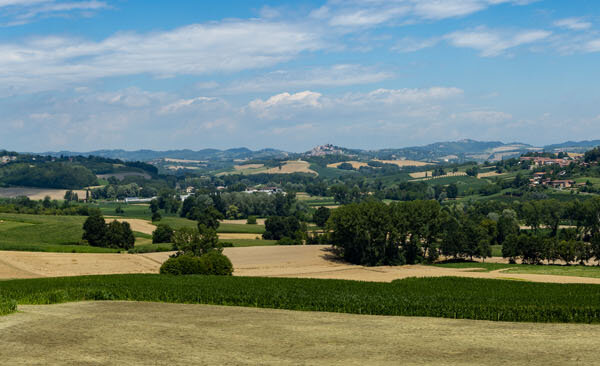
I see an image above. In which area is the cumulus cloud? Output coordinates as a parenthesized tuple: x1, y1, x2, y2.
(0, 20, 323, 94)
(248, 91, 322, 119)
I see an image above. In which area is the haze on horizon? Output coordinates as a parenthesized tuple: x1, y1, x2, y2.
(0, 0, 599, 153)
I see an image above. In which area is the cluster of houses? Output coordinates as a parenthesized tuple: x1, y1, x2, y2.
(520, 156, 573, 168)
(0, 155, 16, 165)
(529, 172, 580, 189)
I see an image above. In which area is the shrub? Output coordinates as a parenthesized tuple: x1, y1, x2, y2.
(246, 216, 257, 225)
(198, 251, 234, 276)
(151, 211, 162, 222)
(159, 255, 204, 275)
(220, 242, 234, 248)
(277, 236, 302, 245)
(152, 224, 174, 244)
(159, 252, 233, 276)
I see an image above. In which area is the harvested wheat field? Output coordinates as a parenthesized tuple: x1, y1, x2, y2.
(3, 246, 600, 284)
(1, 301, 598, 365)
(263, 160, 317, 175)
(327, 161, 370, 169)
(0, 251, 160, 279)
(106, 218, 156, 235)
(0, 187, 87, 201)
(375, 159, 431, 167)
(234, 163, 264, 170)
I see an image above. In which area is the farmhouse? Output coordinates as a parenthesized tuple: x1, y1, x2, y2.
(124, 197, 156, 203)
(244, 187, 284, 195)
(546, 180, 576, 189)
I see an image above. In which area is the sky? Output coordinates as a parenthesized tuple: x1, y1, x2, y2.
(0, 0, 599, 152)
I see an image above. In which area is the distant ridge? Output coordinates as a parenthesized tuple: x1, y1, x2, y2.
(35, 139, 600, 163)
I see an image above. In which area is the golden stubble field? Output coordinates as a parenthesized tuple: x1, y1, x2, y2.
(2, 245, 600, 284)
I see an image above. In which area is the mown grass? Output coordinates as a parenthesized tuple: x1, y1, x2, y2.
(434, 261, 600, 279)
(2, 275, 600, 323)
(506, 265, 600, 279)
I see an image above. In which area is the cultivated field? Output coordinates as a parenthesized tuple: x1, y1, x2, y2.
(2, 245, 600, 284)
(1, 301, 598, 365)
(409, 171, 467, 179)
(0, 187, 87, 200)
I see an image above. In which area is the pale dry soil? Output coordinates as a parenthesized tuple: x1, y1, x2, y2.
(2, 245, 600, 284)
(1, 301, 598, 366)
(0, 187, 87, 200)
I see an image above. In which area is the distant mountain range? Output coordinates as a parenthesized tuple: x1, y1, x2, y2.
(39, 139, 600, 163)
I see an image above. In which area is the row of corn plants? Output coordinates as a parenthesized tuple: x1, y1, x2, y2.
(1, 275, 600, 323)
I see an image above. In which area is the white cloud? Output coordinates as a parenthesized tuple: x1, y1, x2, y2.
(452, 110, 513, 123)
(248, 91, 322, 119)
(353, 87, 464, 104)
(95, 88, 166, 108)
(222, 64, 394, 93)
(445, 28, 551, 56)
(584, 39, 600, 52)
(0, 20, 324, 94)
(554, 17, 592, 31)
(312, 0, 536, 27)
(160, 96, 218, 114)
(0, 0, 108, 26)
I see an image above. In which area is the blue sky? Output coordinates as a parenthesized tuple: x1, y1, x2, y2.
(0, 0, 599, 152)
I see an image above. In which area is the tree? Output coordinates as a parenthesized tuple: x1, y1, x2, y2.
(152, 211, 162, 222)
(196, 206, 224, 230)
(502, 234, 521, 264)
(226, 204, 240, 219)
(263, 216, 304, 241)
(446, 183, 458, 199)
(105, 220, 135, 249)
(152, 224, 174, 244)
(64, 190, 79, 202)
(82, 212, 107, 247)
(313, 206, 331, 228)
(172, 226, 220, 257)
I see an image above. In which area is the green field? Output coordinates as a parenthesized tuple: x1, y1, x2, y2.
(159, 217, 265, 234)
(0, 213, 118, 253)
(2, 275, 600, 323)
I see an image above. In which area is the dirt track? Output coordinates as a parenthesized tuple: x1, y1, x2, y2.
(1, 301, 598, 365)
(2, 245, 600, 284)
